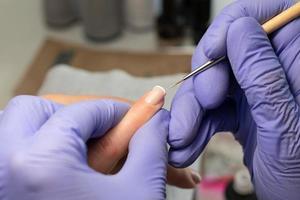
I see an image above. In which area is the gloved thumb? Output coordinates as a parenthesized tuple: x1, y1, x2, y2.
(119, 110, 169, 194)
(227, 17, 299, 156)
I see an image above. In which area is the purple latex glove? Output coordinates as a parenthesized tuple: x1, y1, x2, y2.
(0, 96, 169, 200)
(169, 0, 300, 199)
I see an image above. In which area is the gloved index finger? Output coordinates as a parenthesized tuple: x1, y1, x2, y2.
(36, 100, 129, 145)
(202, 0, 294, 60)
(0, 96, 61, 140)
(192, 0, 294, 109)
(121, 110, 169, 181)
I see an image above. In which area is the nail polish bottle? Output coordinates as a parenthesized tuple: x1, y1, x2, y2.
(157, 0, 186, 40)
(44, 0, 79, 27)
(189, 0, 211, 44)
(124, 0, 155, 31)
(79, 0, 123, 41)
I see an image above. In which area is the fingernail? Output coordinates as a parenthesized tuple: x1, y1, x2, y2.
(191, 171, 201, 184)
(145, 86, 166, 105)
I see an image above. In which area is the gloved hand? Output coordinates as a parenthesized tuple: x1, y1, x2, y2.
(0, 96, 169, 200)
(169, 0, 300, 199)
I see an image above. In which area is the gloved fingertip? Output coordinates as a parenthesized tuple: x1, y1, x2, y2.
(191, 42, 207, 70)
(168, 113, 202, 148)
(191, 34, 230, 110)
(131, 109, 170, 145)
(153, 109, 170, 139)
(202, 32, 227, 60)
(111, 100, 131, 120)
(227, 17, 267, 72)
(168, 150, 195, 168)
(200, 2, 241, 60)
(193, 61, 230, 109)
(168, 84, 202, 148)
(228, 17, 265, 45)
(150, 109, 170, 127)
(90, 100, 130, 138)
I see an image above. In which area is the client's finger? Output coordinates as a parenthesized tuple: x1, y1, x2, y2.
(43, 94, 133, 104)
(167, 166, 201, 188)
(44, 93, 201, 188)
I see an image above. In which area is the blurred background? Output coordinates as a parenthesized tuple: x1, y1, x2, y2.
(0, 0, 233, 109)
(0, 1, 260, 200)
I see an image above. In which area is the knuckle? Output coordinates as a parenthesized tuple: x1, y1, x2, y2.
(148, 110, 169, 127)
(157, 109, 170, 119)
(169, 118, 200, 148)
(8, 151, 54, 191)
(169, 159, 190, 168)
(7, 95, 41, 109)
(8, 152, 28, 176)
(168, 151, 194, 168)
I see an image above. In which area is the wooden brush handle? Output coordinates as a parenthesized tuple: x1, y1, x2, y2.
(262, 2, 300, 34)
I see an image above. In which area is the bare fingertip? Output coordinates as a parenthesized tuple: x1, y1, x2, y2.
(145, 85, 166, 105)
(191, 170, 201, 184)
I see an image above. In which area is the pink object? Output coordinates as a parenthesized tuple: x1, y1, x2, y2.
(196, 176, 233, 200)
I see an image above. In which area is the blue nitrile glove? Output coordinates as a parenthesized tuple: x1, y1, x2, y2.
(169, 0, 300, 199)
(0, 96, 169, 200)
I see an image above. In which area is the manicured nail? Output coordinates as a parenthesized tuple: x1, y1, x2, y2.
(145, 86, 166, 105)
(191, 171, 201, 184)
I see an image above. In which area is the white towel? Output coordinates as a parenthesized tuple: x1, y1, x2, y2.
(38, 64, 186, 109)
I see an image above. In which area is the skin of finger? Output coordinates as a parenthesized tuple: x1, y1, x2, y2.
(166, 166, 199, 188)
(42, 94, 134, 104)
(43, 94, 199, 188)
(87, 91, 164, 173)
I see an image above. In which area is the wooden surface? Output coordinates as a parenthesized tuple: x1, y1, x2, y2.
(15, 38, 191, 95)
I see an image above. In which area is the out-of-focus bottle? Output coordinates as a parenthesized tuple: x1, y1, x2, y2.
(157, 0, 186, 40)
(124, 0, 155, 31)
(190, 0, 211, 44)
(225, 169, 257, 200)
(44, 0, 79, 27)
(79, 0, 123, 41)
